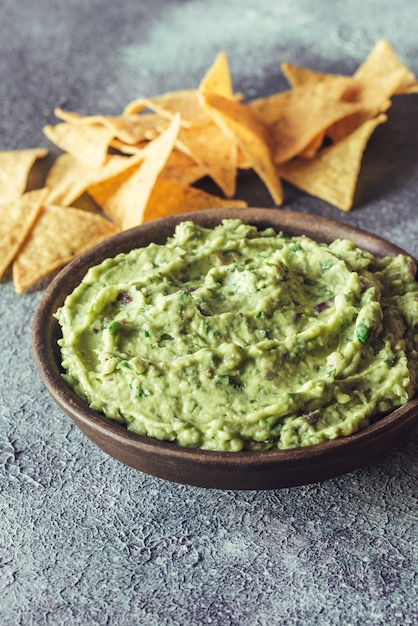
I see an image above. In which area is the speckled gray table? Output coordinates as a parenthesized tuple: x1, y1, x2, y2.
(1, 1, 418, 625)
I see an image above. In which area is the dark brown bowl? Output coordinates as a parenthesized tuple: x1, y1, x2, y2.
(32, 208, 418, 489)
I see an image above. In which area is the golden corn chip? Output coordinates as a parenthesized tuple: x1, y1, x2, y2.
(0, 188, 49, 279)
(201, 92, 282, 204)
(237, 149, 252, 169)
(278, 114, 387, 211)
(88, 114, 181, 229)
(44, 153, 97, 206)
(143, 178, 247, 222)
(343, 69, 407, 103)
(282, 63, 409, 107)
(396, 79, 418, 95)
(54, 107, 168, 145)
(109, 139, 149, 155)
(45, 152, 144, 206)
(326, 101, 390, 144)
(281, 62, 350, 91)
(123, 51, 237, 126)
(0, 148, 48, 203)
(297, 132, 325, 159)
(281, 57, 404, 143)
(283, 40, 417, 97)
(176, 121, 238, 197)
(43, 122, 114, 167)
(13, 205, 120, 293)
(199, 51, 234, 99)
(159, 149, 207, 186)
(124, 89, 208, 127)
(355, 39, 418, 94)
(326, 69, 406, 142)
(86, 159, 144, 225)
(250, 83, 364, 163)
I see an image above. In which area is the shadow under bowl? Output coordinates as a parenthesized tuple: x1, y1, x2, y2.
(32, 208, 418, 490)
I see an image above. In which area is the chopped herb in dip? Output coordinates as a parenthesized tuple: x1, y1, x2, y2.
(55, 219, 418, 451)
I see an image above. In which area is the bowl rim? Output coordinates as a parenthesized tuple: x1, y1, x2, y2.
(32, 207, 418, 488)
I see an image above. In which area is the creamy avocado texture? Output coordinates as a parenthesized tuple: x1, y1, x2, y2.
(55, 219, 418, 451)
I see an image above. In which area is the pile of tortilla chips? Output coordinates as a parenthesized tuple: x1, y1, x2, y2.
(1, 39, 417, 293)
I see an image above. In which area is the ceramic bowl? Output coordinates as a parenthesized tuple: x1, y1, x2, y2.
(32, 208, 418, 490)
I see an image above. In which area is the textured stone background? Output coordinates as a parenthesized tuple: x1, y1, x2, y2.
(1, 1, 418, 625)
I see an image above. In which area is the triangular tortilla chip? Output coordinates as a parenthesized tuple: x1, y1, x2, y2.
(297, 132, 326, 159)
(13, 205, 120, 293)
(250, 83, 364, 163)
(109, 139, 149, 155)
(0, 148, 48, 203)
(199, 51, 234, 99)
(283, 40, 417, 97)
(176, 121, 238, 197)
(278, 114, 387, 211)
(143, 178, 247, 222)
(200, 94, 279, 198)
(0, 188, 49, 279)
(355, 39, 418, 94)
(124, 89, 208, 127)
(281, 60, 404, 143)
(326, 69, 407, 142)
(43, 122, 114, 167)
(45, 152, 145, 206)
(159, 149, 207, 186)
(281, 63, 317, 88)
(54, 107, 168, 145)
(45, 153, 98, 206)
(88, 114, 181, 229)
(201, 92, 282, 204)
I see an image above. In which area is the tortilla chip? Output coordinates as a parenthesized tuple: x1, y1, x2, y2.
(54, 107, 168, 145)
(283, 40, 417, 98)
(283, 64, 408, 107)
(45, 152, 144, 206)
(355, 39, 418, 94)
(143, 178, 247, 222)
(13, 205, 120, 293)
(399, 80, 418, 95)
(297, 133, 326, 159)
(278, 114, 387, 211)
(43, 122, 114, 167)
(237, 149, 252, 169)
(124, 89, 208, 127)
(109, 139, 149, 155)
(201, 92, 282, 204)
(250, 83, 364, 163)
(176, 121, 238, 197)
(88, 114, 181, 229)
(281, 59, 404, 143)
(199, 51, 234, 99)
(326, 69, 406, 142)
(44, 153, 97, 206)
(326, 98, 390, 143)
(159, 149, 207, 186)
(0, 148, 48, 203)
(281, 62, 349, 90)
(0, 188, 49, 279)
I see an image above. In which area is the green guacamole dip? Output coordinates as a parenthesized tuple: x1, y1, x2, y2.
(55, 219, 418, 451)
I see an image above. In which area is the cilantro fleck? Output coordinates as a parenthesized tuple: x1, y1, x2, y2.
(356, 321, 370, 343)
(109, 321, 122, 336)
(319, 259, 333, 271)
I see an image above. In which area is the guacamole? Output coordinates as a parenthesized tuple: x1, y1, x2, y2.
(55, 219, 418, 451)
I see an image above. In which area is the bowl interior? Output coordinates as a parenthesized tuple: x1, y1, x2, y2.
(32, 208, 418, 489)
